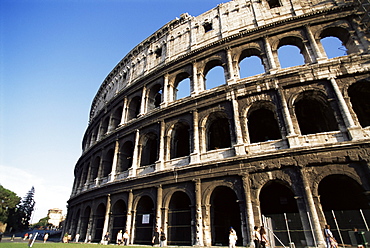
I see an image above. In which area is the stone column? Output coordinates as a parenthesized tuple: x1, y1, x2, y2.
(305, 25, 325, 62)
(101, 194, 112, 243)
(192, 62, 199, 95)
(120, 97, 128, 125)
(328, 77, 364, 140)
(161, 74, 169, 107)
(156, 185, 163, 228)
(203, 204, 212, 246)
(226, 47, 236, 84)
(300, 169, 326, 248)
(230, 90, 246, 155)
(194, 179, 204, 246)
(126, 190, 134, 244)
(242, 174, 255, 247)
(277, 86, 300, 147)
(263, 36, 278, 72)
(130, 129, 140, 177)
(190, 110, 200, 164)
(140, 85, 147, 115)
(109, 140, 120, 182)
(157, 121, 165, 171)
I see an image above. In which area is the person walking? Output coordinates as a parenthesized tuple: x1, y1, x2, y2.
(260, 226, 269, 248)
(43, 233, 49, 243)
(253, 226, 261, 248)
(75, 233, 80, 243)
(229, 227, 238, 248)
(152, 228, 160, 246)
(159, 227, 166, 247)
(324, 225, 338, 248)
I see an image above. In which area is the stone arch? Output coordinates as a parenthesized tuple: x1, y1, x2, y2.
(204, 111, 232, 151)
(319, 26, 359, 55)
(168, 120, 191, 159)
(167, 191, 192, 245)
(140, 132, 158, 166)
(80, 205, 91, 242)
(348, 79, 370, 128)
(100, 116, 110, 137)
(276, 35, 310, 67)
(247, 100, 282, 143)
(94, 202, 106, 242)
(134, 195, 155, 245)
(72, 208, 81, 237)
(102, 148, 114, 178)
(174, 72, 191, 100)
(202, 58, 227, 90)
(91, 156, 101, 182)
(111, 106, 123, 130)
(111, 199, 127, 242)
(118, 140, 134, 172)
(147, 83, 162, 111)
(238, 47, 266, 78)
(127, 96, 141, 121)
(291, 89, 338, 135)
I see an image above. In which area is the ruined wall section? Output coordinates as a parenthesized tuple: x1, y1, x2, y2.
(89, 0, 350, 122)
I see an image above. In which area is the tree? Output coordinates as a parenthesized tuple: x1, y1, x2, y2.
(7, 186, 36, 231)
(0, 185, 21, 223)
(31, 216, 50, 229)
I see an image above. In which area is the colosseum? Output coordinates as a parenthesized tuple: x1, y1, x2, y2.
(65, 0, 370, 246)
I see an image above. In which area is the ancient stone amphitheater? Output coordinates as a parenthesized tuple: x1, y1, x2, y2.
(65, 0, 370, 246)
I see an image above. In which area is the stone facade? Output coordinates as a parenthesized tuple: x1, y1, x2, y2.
(65, 0, 370, 246)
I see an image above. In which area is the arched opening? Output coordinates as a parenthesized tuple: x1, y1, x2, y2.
(72, 209, 80, 237)
(168, 191, 192, 245)
(100, 116, 110, 137)
(111, 200, 127, 243)
(175, 72, 191, 100)
(111, 106, 123, 130)
(321, 37, 346, 59)
(170, 122, 190, 159)
(205, 60, 225, 90)
(348, 81, 370, 128)
(210, 186, 242, 246)
(260, 180, 303, 246)
(294, 91, 338, 135)
(207, 113, 232, 151)
(118, 141, 134, 172)
(248, 105, 282, 143)
(278, 45, 305, 68)
(140, 133, 158, 166)
(267, 0, 281, 8)
(320, 27, 358, 55)
(103, 149, 114, 178)
(80, 206, 91, 242)
(127, 96, 141, 121)
(319, 174, 370, 244)
(239, 48, 265, 78)
(91, 156, 100, 182)
(94, 203, 106, 242)
(134, 196, 155, 245)
(148, 84, 162, 111)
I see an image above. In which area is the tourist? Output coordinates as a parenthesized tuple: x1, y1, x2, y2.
(253, 226, 261, 248)
(229, 227, 238, 248)
(117, 230, 123, 245)
(159, 227, 166, 247)
(43, 233, 49, 243)
(260, 226, 269, 248)
(123, 230, 130, 245)
(152, 228, 159, 246)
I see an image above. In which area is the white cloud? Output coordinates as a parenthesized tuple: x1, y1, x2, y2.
(0, 165, 69, 224)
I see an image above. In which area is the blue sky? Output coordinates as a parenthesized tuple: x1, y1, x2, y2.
(0, 0, 224, 223)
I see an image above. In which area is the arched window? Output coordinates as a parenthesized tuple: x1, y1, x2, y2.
(147, 84, 162, 111)
(140, 133, 158, 166)
(100, 116, 110, 137)
(91, 156, 100, 182)
(170, 122, 190, 159)
(204, 60, 225, 90)
(248, 105, 282, 143)
(321, 36, 346, 58)
(294, 91, 339, 135)
(348, 80, 370, 127)
(277, 37, 307, 68)
(207, 113, 232, 151)
(320, 27, 358, 55)
(103, 149, 114, 178)
(175, 72, 191, 100)
(239, 48, 265, 78)
(127, 96, 141, 121)
(111, 106, 123, 130)
(118, 141, 134, 172)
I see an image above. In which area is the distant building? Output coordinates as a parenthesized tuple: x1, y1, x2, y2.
(47, 208, 64, 227)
